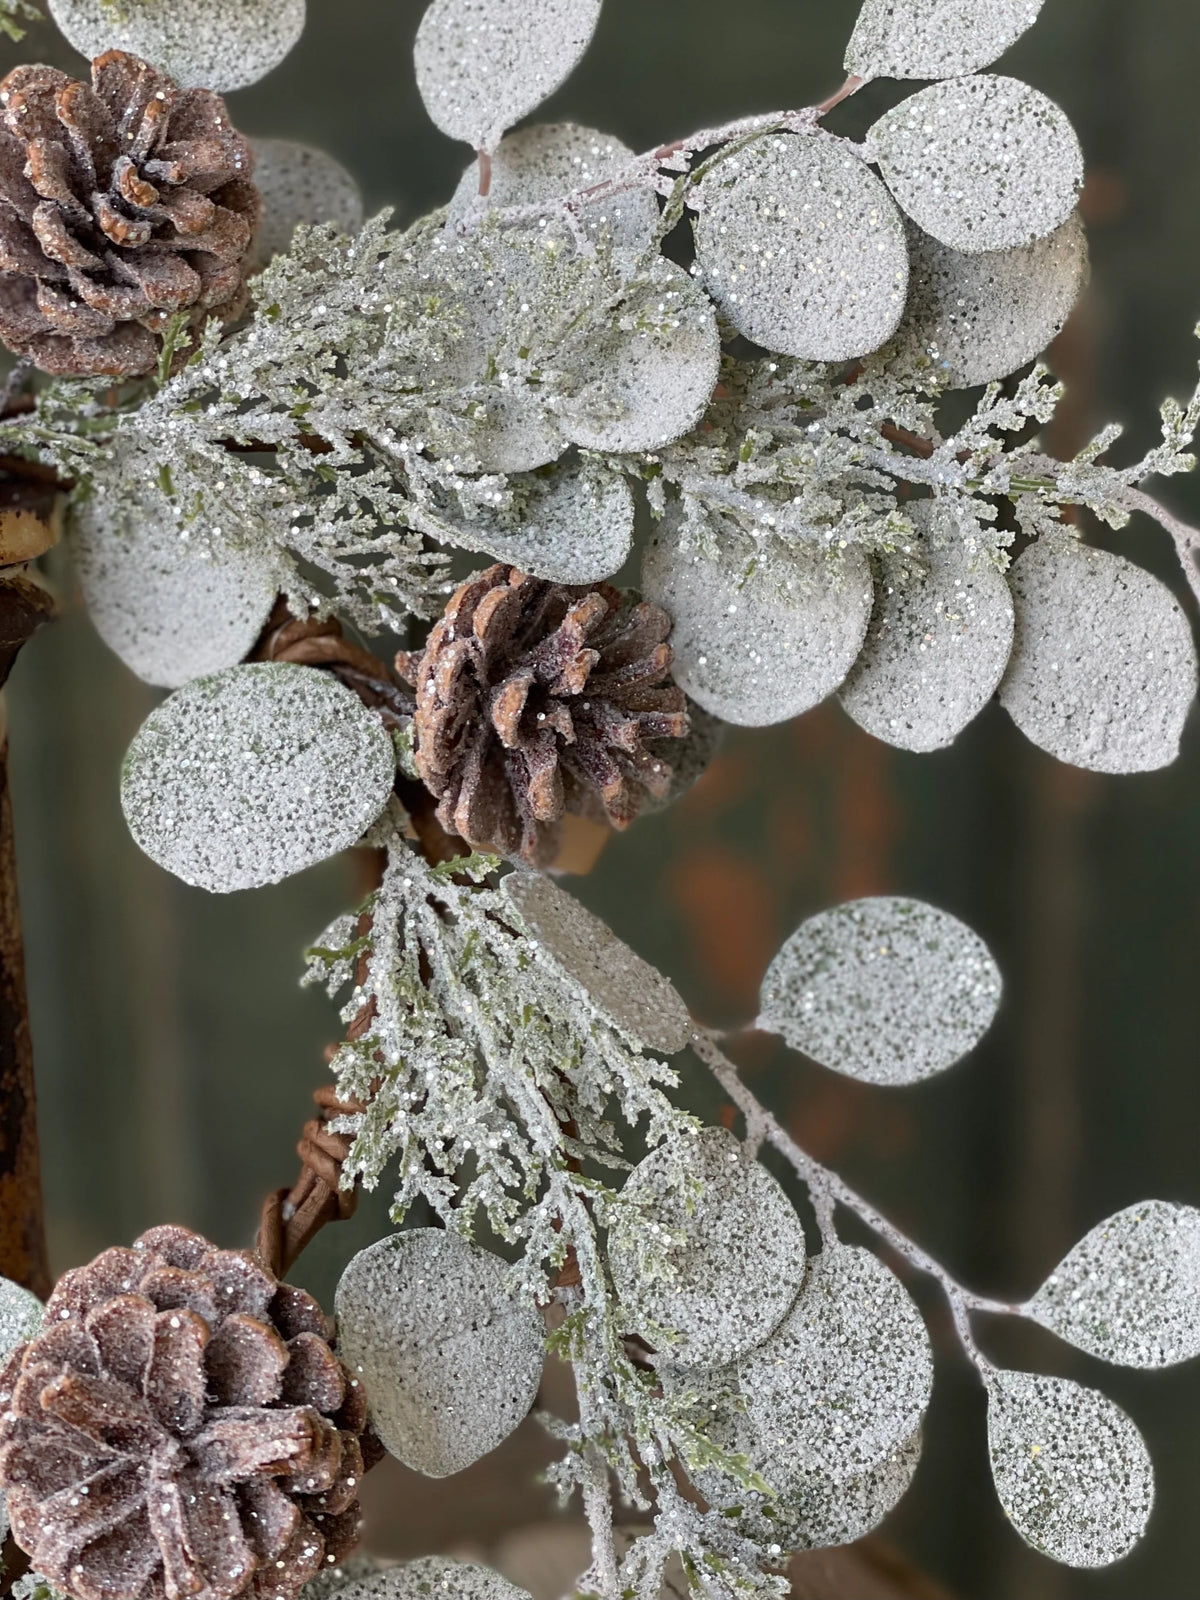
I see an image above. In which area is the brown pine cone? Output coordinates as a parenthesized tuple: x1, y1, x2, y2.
(0, 50, 258, 378)
(0, 1225, 367, 1600)
(395, 564, 689, 866)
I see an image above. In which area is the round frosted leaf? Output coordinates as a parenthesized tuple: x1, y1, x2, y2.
(609, 1127, 807, 1368)
(414, 0, 602, 153)
(331, 1559, 532, 1600)
(694, 135, 909, 360)
(999, 536, 1198, 773)
(1025, 1201, 1200, 1369)
(898, 212, 1087, 387)
(986, 1371, 1153, 1567)
(335, 1231, 544, 1479)
(502, 871, 691, 1055)
(738, 1245, 932, 1483)
(449, 122, 660, 254)
(759, 896, 1001, 1085)
(249, 140, 364, 272)
(71, 492, 279, 690)
(838, 503, 1015, 751)
(641, 509, 874, 727)
(456, 461, 634, 584)
(845, 0, 1045, 81)
(0, 1277, 42, 1357)
(48, 0, 304, 91)
(120, 663, 396, 893)
(555, 262, 720, 454)
(870, 76, 1083, 253)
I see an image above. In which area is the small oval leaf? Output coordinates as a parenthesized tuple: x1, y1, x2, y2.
(121, 663, 396, 893)
(49, 0, 304, 91)
(248, 139, 364, 272)
(870, 76, 1083, 253)
(986, 1371, 1154, 1567)
(0, 1277, 43, 1357)
(759, 896, 1001, 1085)
(999, 536, 1198, 773)
(845, 0, 1045, 82)
(333, 1558, 532, 1600)
(1025, 1201, 1200, 1369)
(448, 459, 635, 584)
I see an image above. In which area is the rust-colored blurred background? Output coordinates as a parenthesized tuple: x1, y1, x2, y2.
(3, 1, 1197, 1597)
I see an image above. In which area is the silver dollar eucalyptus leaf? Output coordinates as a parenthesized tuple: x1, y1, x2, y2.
(121, 663, 396, 893)
(986, 1371, 1154, 1567)
(838, 501, 1015, 751)
(248, 139, 364, 273)
(335, 1231, 544, 1478)
(758, 896, 1002, 1084)
(448, 122, 660, 254)
(870, 76, 1083, 253)
(452, 459, 635, 584)
(845, 0, 1045, 82)
(555, 261, 720, 454)
(738, 1244, 933, 1482)
(49, 0, 305, 91)
(609, 1127, 807, 1368)
(70, 489, 280, 690)
(502, 871, 692, 1055)
(999, 535, 1198, 773)
(414, 0, 603, 153)
(694, 134, 909, 360)
(1024, 1200, 1200, 1369)
(897, 212, 1088, 387)
(0, 1277, 42, 1356)
(331, 1559, 533, 1600)
(641, 505, 874, 727)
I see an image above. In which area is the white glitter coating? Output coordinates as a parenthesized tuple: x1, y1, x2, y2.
(845, 0, 1045, 82)
(694, 135, 909, 360)
(334, 1231, 545, 1479)
(999, 536, 1198, 773)
(609, 1127, 807, 1368)
(70, 490, 279, 690)
(759, 895, 1002, 1085)
(413, 0, 603, 152)
(870, 75, 1083, 253)
(120, 662, 396, 893)
(331, 1559, 531, 1600)
(456, 461, 634, 583)
(986, 1371, 1154, 1568)
(0, 1276, 43, 1357)
(502, 871, 692, 1055)
(48, 0, 305, 91)
(738, 1245, 933, 1482)
(897, 212, 1087, 387)
(249, 139, 364, 273)
(1025, 1200, 1200, 1369)
(448, 122, 660, 254)
(838, 502, 1015, 751)
(641, 508, 874, 727)
(555, 261, 721, 455)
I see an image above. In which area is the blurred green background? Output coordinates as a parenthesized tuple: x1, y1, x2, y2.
(3, 1, 1198, 1596)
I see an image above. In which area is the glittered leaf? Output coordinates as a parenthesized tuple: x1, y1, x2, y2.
(502, 871, 692, 1055)
(759, 896, 1002, 1084)
(608, 1127, 807, 1368)
(738, 1245, 933, 1482)
(70, 491, 279, 691)
(48, 0, 305, 91)
(986, 1371, 1153, 1567)
(249, 140, 364, 273)
(870, 76, 1083, 253)
(694, 134, 909, 360)
(120, 663, 396, 893)
(897, 212, 1087, 387)
(1025, 1201, 1200, 1369)
(334, 1232, 544, 1478)
(448, 459, 634, 584)
(330, 1559, 532, 1600)
(413, 0, 603, 152)
(838, 502, 1014, 751)
(641, 506, 874, 727)
(999, 536, 1198, 773)
(845, 0, 1045, 81)
(0, 1277, 43, 1357)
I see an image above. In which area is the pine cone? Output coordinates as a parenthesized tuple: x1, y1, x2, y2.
(0, 1225, 367, 1600)
(396, 564, 689, 865)
(0, 51, 258, 378)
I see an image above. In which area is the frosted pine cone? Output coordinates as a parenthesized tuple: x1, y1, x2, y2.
(0, 51, 258, 378)
(396, 564, 689, 865)
(0, 1226, 366, 1600)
